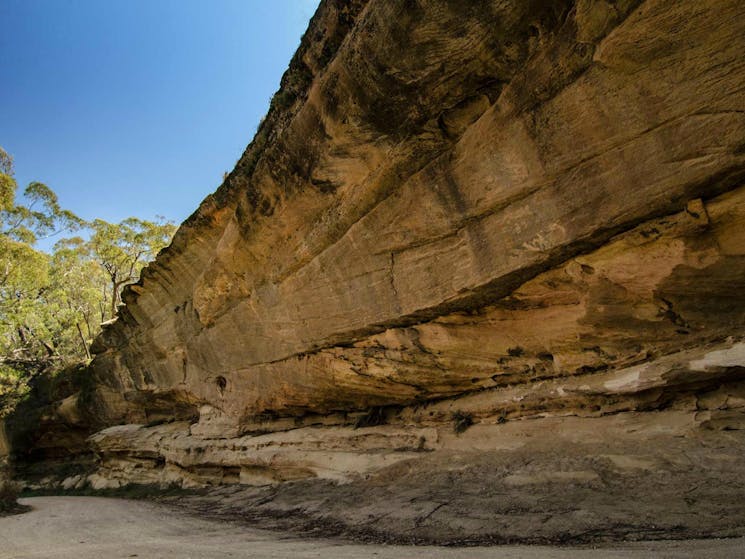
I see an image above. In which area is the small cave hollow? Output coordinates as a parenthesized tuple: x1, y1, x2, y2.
(215, 375, 227, 395)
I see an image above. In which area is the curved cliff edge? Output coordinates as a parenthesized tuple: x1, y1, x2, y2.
(5, 0, 745, 544)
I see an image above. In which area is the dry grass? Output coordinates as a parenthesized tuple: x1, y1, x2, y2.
(0, 479, 20, 514)
(451, 410, 474, 434)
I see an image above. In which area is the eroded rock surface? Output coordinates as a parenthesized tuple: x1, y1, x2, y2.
(8, 0, 745, 544)
(88, 0, 745, 429)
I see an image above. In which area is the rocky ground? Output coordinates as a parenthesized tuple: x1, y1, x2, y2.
(12, 407, 745, 546)
(2, 497, 744, 559)
(159, 420, 745, 546)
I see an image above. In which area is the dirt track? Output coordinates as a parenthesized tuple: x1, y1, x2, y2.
(0, 497, 743, 558)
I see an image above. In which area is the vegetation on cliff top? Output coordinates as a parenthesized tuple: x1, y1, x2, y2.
(0, 147, 175, 418)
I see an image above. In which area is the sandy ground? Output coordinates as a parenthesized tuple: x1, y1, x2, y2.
(0, 497, 743, 559)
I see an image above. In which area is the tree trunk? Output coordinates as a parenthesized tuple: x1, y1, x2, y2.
(76, 322, 91, 360)
(110, 280, 121, 319)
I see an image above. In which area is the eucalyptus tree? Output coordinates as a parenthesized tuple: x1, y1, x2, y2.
(0, 147, 84, 368)
(0, 147, 175, 417)
(88, 217, 175, 319)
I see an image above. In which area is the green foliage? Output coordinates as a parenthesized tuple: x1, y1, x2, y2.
(0, 159, 84, 245)
(0, 147, 175, 419)
(0, 171, 58, 368)
(0, 364, 30, 418)
(47, 237, 108, 356)
(0, 154, 87, 475)
(0, 148, 15, 213)
(89, 216, 175, 317)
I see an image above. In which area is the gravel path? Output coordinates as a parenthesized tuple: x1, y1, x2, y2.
(0, 497, 743, 558)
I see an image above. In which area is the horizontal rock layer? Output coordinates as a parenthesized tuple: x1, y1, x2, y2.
(86, 342, 745, 489)
(7, 1, 745, 542)
(77, 386, 745, 543)
(88, 0, 745, 435)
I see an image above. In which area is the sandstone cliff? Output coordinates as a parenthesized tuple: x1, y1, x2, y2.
(89, 0, 745, 427)
(8, 0, 745, 544)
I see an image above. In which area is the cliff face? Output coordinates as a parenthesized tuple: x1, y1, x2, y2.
(89, 0, 745, 427)
(13, 0, 745, 543)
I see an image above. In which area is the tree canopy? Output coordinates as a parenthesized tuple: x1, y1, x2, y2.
(89, 217, 174, 318)
(0, 147, 175, 416)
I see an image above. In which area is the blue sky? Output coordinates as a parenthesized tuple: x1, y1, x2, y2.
(0, 0, 319, 233)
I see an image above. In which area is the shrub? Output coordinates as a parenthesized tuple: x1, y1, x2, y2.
(0, 479, 20, 513)
(451, 410, 474, 434)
